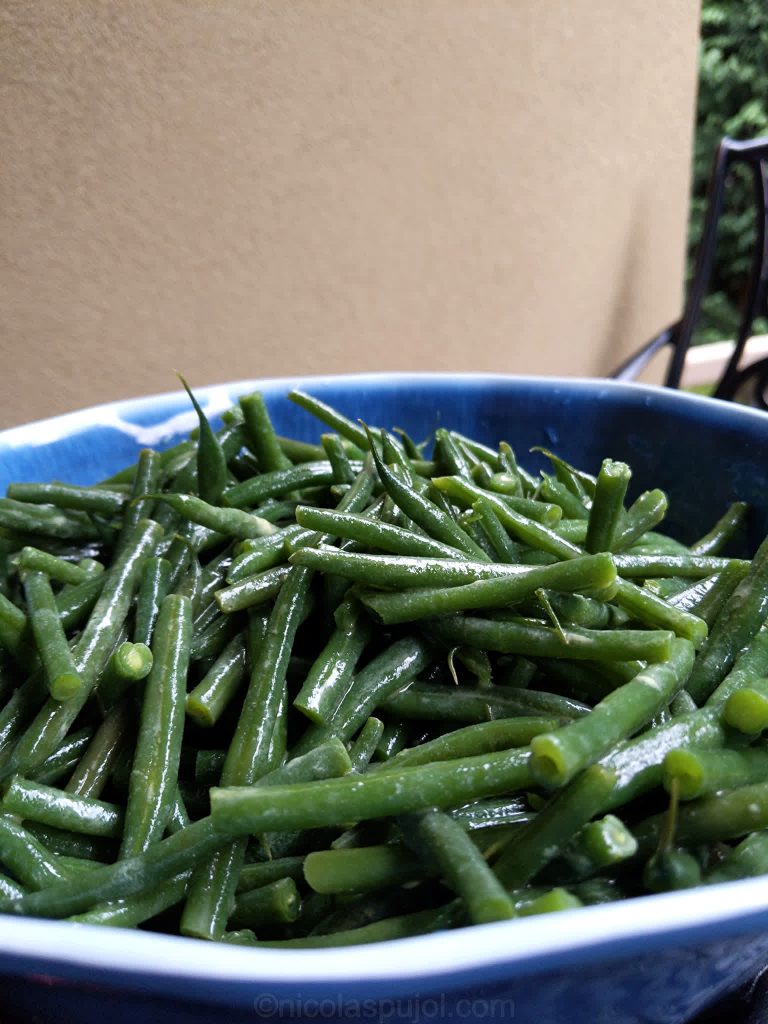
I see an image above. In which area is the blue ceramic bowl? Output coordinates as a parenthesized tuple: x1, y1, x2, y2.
(2, 373, 768, 1024)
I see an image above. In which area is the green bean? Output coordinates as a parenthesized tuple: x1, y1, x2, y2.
(690, 501, 749, 556)
(6, 483, 126, 517)
(322, 433, 356, 484)
(493, 765, 617, 887)
(663, 746, 768, 801)
(686, 535, 768, 704)
(179, 376, 228, 505)
(186, 634, 247, 728)
(537, 476, 589, 521)
(408, 809, 515, 923)
(228, 877, 301, 930)
(634, 781, 768, 849)
(116, 449, 161, 554)
(0, 590, 33, 666)
(12, 815, 230, 918)
(382, 684, 587, 724)
(296, 636, 434, 753)
(239, 392, 293, 473)
(677, 561, 750, 627)
(180, 568, 314, 940)
(304, 843, 426, 894)
(147, 493, 276, 541)
(529, 639, 695, 788)
(0, 813, 71, 888)
(612, 579, 708, 646)
(611, 490, 669, 551)
(471, 498, 524, 563)
(555, 814, 638, 879)
(294, 506, 464, 560)
(222, 463, 340, 510)
(96, 640, 153, 711)
(1, 777, 123, 838)
(516, 888, 583, 916)
(424, 614, 674, 663)
(613, 554, 747, 578)
(189, 610, 240, 663)
(7, 519, 164, 778)
(359, 554, 616, 625)
(119, 594, 192, 859)
(214, 565, 292, 614)
(585, 459, 631, 553)
(66, 701, 130, 799)
(260, 902, 462, 948)
(0, 871, 25, 908)
(723, 687, 768, 734)
(133, 556, 172, 647)
(27, 728, 93, 787)
(603, 706, 730, 811)
(376, 718, 556, 772)
(706, 830, 768, 884)
(348, 718, 386, 771)
(449, 796, 532, 831)
(211, 746, 531, 834)
(293, 597, 372, 725)
(17, 547, 97, 586)
(21, 569, 84, 700)
(56, 574, 106, 633)
(227, 525, 303, 582)
(532, 447, 595, 500)
(706, 628, 768, 708)
(237, 856, 306, 894)
(69, 869, 191, 927)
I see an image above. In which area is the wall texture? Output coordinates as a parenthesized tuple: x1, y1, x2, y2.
(1, 1, 701, 427)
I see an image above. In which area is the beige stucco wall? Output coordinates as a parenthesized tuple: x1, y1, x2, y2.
(1, 1, 701, 428)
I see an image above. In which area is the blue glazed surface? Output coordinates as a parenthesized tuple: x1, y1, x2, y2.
(3, 373, 768, 1024)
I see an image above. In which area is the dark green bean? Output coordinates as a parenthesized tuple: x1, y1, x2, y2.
(690, 501, 749, 556)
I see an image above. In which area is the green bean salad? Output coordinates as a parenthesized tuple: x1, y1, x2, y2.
(0, 385, 767, 946)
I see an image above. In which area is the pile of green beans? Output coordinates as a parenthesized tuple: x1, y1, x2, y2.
(1, 385, 768, 947)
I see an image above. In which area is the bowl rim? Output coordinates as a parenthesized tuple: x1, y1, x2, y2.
(3, 371, 768, 992)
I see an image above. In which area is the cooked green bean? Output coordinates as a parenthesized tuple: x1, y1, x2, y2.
(186, 634, 247, 728)
(358, 553, 616, 624)
(222, 463, 340, 511)
(6, 482, 126, 516)
(228, 877, 301, 929)
(21, 569, 84, 700)
(211, 746, 532, 834)
(690, 501, 749, 556)
(529, 639, 695, 788)
(17, 547, 98, 586)
(406, 809, 515, 924)
(585, 459, 631, 554)
(663, 745, 768, 801)
(119, 594, 192, 858)
(293, 596, 372, 725)
(1, 777, 123, 838)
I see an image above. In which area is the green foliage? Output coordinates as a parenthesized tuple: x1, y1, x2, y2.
(690, 1, 768, 344)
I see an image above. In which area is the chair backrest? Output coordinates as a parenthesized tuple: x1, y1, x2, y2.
(613, 137, 768, 404)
